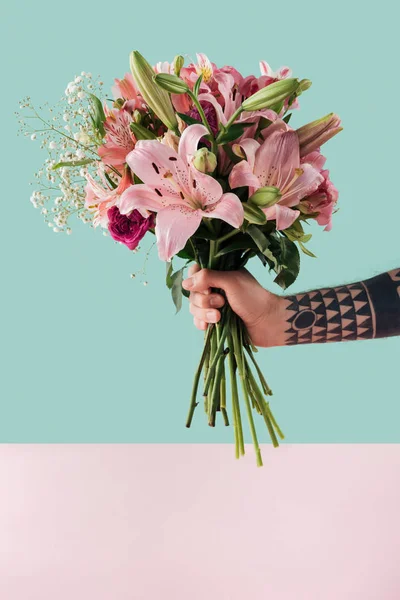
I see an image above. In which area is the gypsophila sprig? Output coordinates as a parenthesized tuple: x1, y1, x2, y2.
(20, 51, 342, 466)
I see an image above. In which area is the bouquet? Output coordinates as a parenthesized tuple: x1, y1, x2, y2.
(18, 51, 342, 465)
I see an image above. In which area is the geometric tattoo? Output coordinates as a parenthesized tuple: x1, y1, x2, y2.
(284, 268, 400, 345)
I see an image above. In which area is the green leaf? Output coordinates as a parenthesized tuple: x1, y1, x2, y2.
(88, 93, 106, 137)
(217, 123, 255, 145)
(300, 233, 312, 243)
(130, 123, 157, 140)
(177, 112, 201, 126)
(283, 113, 292, 124)
(176, 246, 195, 260)
(193, 74, 203, 98)
(104, 171, 118, 190)
(166, 261, 174, 289)
(298, 241, 317, 258)
(171, 268, 185, 313)
(246, 225, 277, 268)
(192, 223, 219, 240)
(215, 234, 259, 257)
(274, 237, 300, 290)
(52, 158, 94, 170)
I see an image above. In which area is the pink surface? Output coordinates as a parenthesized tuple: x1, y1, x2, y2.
(0, 444, 399, 600)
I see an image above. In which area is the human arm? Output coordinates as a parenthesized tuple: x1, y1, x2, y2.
(182, 266, 400, 348)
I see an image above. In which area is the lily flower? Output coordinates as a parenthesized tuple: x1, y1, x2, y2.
(229, 120, 323, 230)
(119, 124, 244, 261)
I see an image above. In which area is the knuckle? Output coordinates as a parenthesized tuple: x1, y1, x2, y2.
(197, 269, 209, 286)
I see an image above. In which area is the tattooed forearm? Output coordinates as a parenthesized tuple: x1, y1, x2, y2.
(283, 268, 400, 345)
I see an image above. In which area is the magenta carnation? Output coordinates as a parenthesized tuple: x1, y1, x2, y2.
(187, 101, 219, 137)
(107, 205, 154, 250)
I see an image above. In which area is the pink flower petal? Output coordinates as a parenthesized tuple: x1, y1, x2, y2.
(126, 141, 189, 199)
(281, 164, 324, 207)
(264, 205, 300, 230)
(229, 160, 260, 191)
(259, 60, 273, 77)
(188, 165, 223, 207)
(234, 139, 260, 170)
(213, 71, 236, 119)
(119, 184, 164, 216)
(255, 130, 300, 190)
(301, 151, 327, 171)
(197, 93, 226, 125)
(155, 205, 202, 261)
(178, 124, 210, 163)
(278, 66, 292, 79)
(204, 193, 244, 228)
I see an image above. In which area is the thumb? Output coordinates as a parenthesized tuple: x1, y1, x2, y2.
(182, 268, 237, 295)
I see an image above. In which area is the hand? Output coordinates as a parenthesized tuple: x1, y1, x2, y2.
(182, 265, 285, 348)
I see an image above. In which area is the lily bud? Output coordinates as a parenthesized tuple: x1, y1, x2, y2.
(173, 55, 185, 77)
(153, 73, 189, 95)
(130, 51, 178, 132)
(297, 113, 342, 157)
(243, 202, 267, 224)
(132, 110, 142, 124)
(297, 79, 312, 94)
(192, 147, 217, 173)
(242, 78, 299, 112)
(113, 98, 125, 109)
(249, 186, 281, 208)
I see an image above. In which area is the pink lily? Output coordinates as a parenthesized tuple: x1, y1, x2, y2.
(119, 124, 244, 261)
(98, 107, 136, 168)
(229, 120, 324, 230)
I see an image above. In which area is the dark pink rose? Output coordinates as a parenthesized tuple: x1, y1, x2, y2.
(107, 205, 154, 250)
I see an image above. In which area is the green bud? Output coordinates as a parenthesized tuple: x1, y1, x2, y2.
(249, 186, 281, 208)
(132, 110, 142, 124)
(153, 73, 189, 95)
(192, 147, 217, 173)
(242, 78, 299, 112)
(130, 51, 178, 132)
(297, 79, 312, 94)
(243, 202, 267, 225)
(173, 55, 185, 77)
(113, 98, 125, 109)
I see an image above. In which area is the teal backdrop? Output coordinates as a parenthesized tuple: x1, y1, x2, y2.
(1, 0, 399, 442)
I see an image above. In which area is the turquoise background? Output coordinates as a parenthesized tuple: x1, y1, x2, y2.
(2, 0, 399, 442)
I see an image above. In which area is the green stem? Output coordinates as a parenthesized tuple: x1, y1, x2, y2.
(208, 352, 226, 426)
(265, 402, 285, 440)
(232, 320, 263, 467)
(228, 333, 244, 458)
(215, 228, 240, 252)
(186, 325, 213, 427)
(203, 317, 230, 396)
(244, 345, 273, 396)
(216, 106, 244, 143)
(208, 239, 216, 269)
(187, 91, 217, 154)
